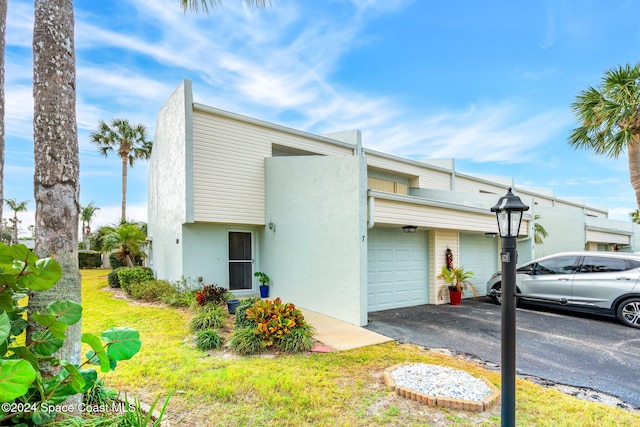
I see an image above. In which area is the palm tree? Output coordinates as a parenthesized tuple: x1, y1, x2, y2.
(90, 119, 152, 223)
(80, 201, 100, 249)
(180, 0, 267, 14)
(569, 63, 640, 210)
(5, 198, 28, 245)
(101, 222, 147, 268)
(29, 0, 82, 384)
(533, 215, 549, 245)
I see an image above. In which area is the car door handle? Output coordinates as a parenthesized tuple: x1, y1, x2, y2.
(616, 277, 632, 280)
(557, 278, 571, 281)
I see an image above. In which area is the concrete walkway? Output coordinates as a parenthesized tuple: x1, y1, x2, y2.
(302, 309, 392, 351)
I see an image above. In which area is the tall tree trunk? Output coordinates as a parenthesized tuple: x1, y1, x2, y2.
(628, 136, 640, 211)
(0, 0, 6, 237)
(121, 154, 127, 223)
(29, 0, 81, 403)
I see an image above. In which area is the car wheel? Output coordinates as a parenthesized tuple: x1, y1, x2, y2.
(490, 283, 503, 305)
(617, 298, 640, 329)
(490, 283, 521, 306)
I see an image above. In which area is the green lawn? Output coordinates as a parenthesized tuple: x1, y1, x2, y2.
(81, 269, 640, 427)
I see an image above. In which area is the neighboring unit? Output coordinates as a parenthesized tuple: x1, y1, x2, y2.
(147, 80, 640, 326)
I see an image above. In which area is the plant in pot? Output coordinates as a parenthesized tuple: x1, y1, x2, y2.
(437, 265, 478, 305)
(254, 271, 270, 298)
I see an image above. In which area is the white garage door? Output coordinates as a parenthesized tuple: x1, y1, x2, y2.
(367, 228, 428, 312)
(459, 233, 498, 297)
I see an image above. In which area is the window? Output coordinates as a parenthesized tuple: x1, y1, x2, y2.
(580, 256, 630, 273)
(228, 231, 253, 290)
(533, 256, 578, 275)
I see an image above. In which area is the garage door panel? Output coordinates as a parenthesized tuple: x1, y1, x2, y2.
(460, 233, 498, 298)
(368, 229, 428, 311)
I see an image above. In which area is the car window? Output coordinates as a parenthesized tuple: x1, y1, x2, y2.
(517, 264, 534, 274)
(579, 256, 632, 273)
(533, 256, 577, 275)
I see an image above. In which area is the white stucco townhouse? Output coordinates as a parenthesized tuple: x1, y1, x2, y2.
(147, 80, 640, 326)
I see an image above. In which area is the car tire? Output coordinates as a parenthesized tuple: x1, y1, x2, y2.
(490, 283, 503, 305)
(490, 283, 521, 306)
(616, 298, 640, 329)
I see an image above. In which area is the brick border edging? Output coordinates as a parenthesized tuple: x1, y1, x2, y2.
(383, 363, 501, 413)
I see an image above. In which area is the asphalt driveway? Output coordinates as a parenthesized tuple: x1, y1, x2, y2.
(365, 297, 640, 408)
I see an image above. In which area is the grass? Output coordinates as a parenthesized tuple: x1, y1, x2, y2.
(80, 269, 640, 426)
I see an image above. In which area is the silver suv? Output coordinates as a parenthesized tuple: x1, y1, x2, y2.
(486, 251, 640, 329)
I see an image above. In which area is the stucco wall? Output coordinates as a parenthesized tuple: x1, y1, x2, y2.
(533, 204, 586, 257)
(147, 80, 193, 282)
(181, 223, 261, 292)
(263, 155, 368, 326)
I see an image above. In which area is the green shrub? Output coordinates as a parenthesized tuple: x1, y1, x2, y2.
(229, 327, 265, 355)
(243, 297, 314, 353)
(83, 377, 118, 407)
(277, 323, 314, 353)
(79, 251, 102, 268)
(118, 266, 155, 295)
(195, 329, 224, 351)
(194, 283, 230, 306)
(108, 266, 126, 288)
(109, 252, 125, 269)
(128, 279, 178, 302)
(234, 297, 261, 328)
(190, 304, 226, 331)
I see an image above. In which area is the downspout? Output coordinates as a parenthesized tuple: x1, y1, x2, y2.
(367, 190, 375, 229)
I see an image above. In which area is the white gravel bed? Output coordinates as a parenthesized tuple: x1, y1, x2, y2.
(391, 363, 493, 402)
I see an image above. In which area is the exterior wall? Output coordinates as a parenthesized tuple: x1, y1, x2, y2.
(372, 193, 505, 235)
(191, 106, 354, 225)
(365, 149, 452, 190)
(263, 155, 368, 326)
(533, 204, 586, 257)
(148, 80, 193, 281)
(180, 223, 261, 292)
(431, 229, 459, 304)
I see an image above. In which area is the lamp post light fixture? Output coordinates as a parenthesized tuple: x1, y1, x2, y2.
(490, 187, 529, 427)
(402, 225, 418, 233)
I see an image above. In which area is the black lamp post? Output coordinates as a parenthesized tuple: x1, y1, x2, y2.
(490, 187, 529, 427)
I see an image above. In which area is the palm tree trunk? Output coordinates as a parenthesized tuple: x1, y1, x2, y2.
(121, 155, 127, 222)
(628, 136, 640, 210)
(30, 0, 81, 403)
(0, 0, 6, 238)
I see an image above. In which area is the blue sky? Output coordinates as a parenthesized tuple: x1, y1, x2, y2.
(5, 0, 640, 235)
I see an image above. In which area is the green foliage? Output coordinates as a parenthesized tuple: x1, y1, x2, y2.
(234, 297, 261, 329)
(0, 243, 142, 425)
(107, 267, 124, 288)
(277, 323, 314, 353)
(117, 267, 154, 295)
(102, 223, 147, 267)
(83, 378, 118, 407)
(228, 327, 265, 356)
(127, 279, 178, 303)
(437, 265, 478, 298)
(241, 297, 311, 353)
(78, 251, 102, 269)
(253, 271, 270, 285)
(189, 305, 226, 331)
(194, 283, 230, 306)
(195, 329, 224, 351)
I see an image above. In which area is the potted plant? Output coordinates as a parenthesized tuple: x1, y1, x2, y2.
(437, 265, 478, 305)
(254, 271, 270, 298)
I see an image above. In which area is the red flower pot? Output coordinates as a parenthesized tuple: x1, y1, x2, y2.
(449, 289, 462, 305)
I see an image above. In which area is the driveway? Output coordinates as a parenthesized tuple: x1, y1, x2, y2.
(365, 297, 640, 408)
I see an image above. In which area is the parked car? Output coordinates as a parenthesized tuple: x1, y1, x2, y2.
(486, 251, 640, 329)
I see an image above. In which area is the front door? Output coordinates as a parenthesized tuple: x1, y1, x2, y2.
(228, 231, 253, 290)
